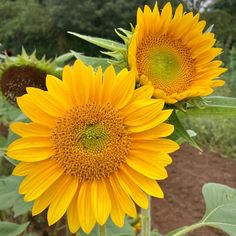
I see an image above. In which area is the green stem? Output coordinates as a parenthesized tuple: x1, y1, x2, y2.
(0, 148, 6, 151)
(141, 195, 151, 236)
(167, 223, 205, 236)
(65, 224, 71, 236)
(99, 225, 106, 236)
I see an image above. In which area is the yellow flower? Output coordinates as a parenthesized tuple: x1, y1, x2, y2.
(7, 60, 179, 233)
(128, 2, 227, 104)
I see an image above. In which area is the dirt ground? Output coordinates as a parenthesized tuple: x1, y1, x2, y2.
(152, 144, 236, 236)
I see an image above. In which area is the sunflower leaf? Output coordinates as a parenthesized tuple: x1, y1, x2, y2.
(177, 96, 236, 118)
(68, 32, 125, 51)
(166, 183, 236, 236)
(0, 222, 29, 236)
(70, 50, 116, 70)
(169, 110, 201, 150)
(0, 176, 32, 216)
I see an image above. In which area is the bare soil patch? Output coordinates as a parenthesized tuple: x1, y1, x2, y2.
(152, 144, 236, 236)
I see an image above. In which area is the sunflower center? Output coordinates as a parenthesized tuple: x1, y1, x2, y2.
(148, 49, 180, 80)
(136, 35, 196, 94)
(51, 103, 131, 181)
(78, 124, 108, 152)
(0, 66, 47, 105)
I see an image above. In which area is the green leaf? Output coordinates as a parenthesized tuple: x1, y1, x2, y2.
(165, 183, 236, 236)
(177, 96, 236, 118)
(106, 218, 135, 236)
(169, 110, 201, 150)
(0, 222, 29, 236)
(68, 32, 125, 51)
(201, 183, 236, 235)
(13, 194, 33, 217)
(0, 176, 32, 216)
(0, 176, 20, 210)
(71, 50, 115, 70)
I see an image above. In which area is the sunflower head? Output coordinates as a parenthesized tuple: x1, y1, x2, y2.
(0, 48, 58, 105)
(7, 59, 179, 234)
(128, 2, 227, 104)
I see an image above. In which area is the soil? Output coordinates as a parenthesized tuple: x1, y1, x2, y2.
(152, 144, 236, 236)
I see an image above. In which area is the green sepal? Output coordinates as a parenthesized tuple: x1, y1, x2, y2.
(169, 110, 201, 150)
(115, 27, 132, 45)
(205, 24, 214, 33)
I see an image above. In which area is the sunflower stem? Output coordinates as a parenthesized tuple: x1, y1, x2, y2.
(141, 196, 151, 236)
(99, 225, 106, 236)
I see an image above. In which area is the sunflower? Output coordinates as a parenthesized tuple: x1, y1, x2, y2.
(7, 59, 179, 233)
(0, 48, 59, 105)
(128, 2, 227, 104)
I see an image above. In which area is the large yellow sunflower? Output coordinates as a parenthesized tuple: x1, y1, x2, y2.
(128, 2, 227, 104)
(7, 59, 179, 233)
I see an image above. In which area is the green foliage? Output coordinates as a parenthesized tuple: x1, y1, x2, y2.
(71, 51, 116, 71)
(0, 176, 33, 216)
(178, 96, 236, 118)
(168, 110, 200, 150)
(0, 221, 29, 236)
(78, 218, 135, 236)
(166, 183, 236, 236)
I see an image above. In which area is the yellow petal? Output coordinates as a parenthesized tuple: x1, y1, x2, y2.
(72, 60, 91, 105)
(160, 2, 172, 34)
(48, 175, 78, 226)
(116, 171, 148, 209)
(67, 190, 80, 233)
(126, 155, 168, 180)
(91, 179, 111, 225)
(32, 176, 65, 216)
(133, 139, 179, 153)
(26, 87, 65, 116)
(12, 162, 36, 176)
(17, 95, 55, 127)
(130, 149, 172, 167)
(130, 85, 154, 102)
(19, 159, 62, 197)
(106, 179, 125, 227)
(10, 122, 51, 137)
(109, 175, 137, 218)
(78, 182, 96, 234)
(7, 137, 53, 162)
(46, 75, 72, 109)
(128, 110, 172, 133)
(131, 123, 174, 140)
(101, 65, 116, 103)
(111, 70, 135, 110)
(124, 99, 164, 126)
(122, 164, 164, 198)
